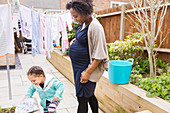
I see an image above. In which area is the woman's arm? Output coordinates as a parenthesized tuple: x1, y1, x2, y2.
(80, 59, 101, 83)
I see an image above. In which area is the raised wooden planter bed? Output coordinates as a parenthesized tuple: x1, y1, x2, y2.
(47, 49, 170, 113)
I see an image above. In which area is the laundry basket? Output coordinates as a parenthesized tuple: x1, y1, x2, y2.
(108, 58, 134, 84)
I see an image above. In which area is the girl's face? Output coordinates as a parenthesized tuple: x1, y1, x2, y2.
(28, 74, 45, 86)
(70, 8, 86, 25)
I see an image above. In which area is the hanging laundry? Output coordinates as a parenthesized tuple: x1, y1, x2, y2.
(51, 14, 60, 47)
(31, 10, 41, 56)
(62, 10, 73, 31)
(18, 5, 32, 37)
(39, 14, 46, 55)
(13, 13, 20, 37)
(57, 15, 68, 53)
(45, 15, 53, 58)
(0, 4, 14, 57)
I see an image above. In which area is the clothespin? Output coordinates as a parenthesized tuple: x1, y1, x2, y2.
(39, 9, 41, 14)
(46, 11, 48, 16)
(31, 6, 34, 11)
(7, 0, 10, 7)
(17, 0, 20, 6)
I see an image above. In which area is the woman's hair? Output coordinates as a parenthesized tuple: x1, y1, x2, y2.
(66, 0, 93, 16)
(27, 66, 45, 77)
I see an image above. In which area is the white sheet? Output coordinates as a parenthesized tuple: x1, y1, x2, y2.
(0, 4, 14, 56)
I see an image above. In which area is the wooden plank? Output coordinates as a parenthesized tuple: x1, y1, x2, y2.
(98, 3, 170, 18)
(120, 5, 126, 40)
(0, 54, 15, 66)
(135, 110, 152, 113)
(143, 47, 170, 53)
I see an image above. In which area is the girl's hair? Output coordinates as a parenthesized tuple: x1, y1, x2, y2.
(66, 0, 93, 16)
(27, 66, 45, 77)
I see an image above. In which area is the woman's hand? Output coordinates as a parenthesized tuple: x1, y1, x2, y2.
(70, 38, 76, 46)
(80, 70, 90, 83)
(52, 96, 59, 102)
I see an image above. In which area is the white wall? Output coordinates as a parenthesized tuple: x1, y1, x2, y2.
(0, 0, 60, 9)
(22, 0, 59, 9)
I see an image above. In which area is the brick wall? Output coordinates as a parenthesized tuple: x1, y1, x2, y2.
(59, 0, 112, 12)
(60, 0, 70, 10)
(59, 0, 130, 11)
(112, 0, 129, 2)
(93, 0, 111, 11)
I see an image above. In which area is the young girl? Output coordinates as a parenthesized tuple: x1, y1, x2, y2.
(25, 66, 64, 113)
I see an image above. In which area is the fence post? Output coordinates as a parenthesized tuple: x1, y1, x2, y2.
(119, 5, 126, 40)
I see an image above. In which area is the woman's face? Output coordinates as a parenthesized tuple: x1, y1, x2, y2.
(70, 8, 86, 25)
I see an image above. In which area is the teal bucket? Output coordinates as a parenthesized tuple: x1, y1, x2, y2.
(108, 58, 134, 84)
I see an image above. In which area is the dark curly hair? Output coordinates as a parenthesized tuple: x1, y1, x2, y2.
(27, 66, 45, 77)
(66, 0, 93, 16)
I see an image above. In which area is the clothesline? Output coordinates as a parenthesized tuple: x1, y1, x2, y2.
(17, 4, 73, 57)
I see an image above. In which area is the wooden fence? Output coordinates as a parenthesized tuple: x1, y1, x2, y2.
(95, 3, 170, 49)
(95, 3, 170, 63)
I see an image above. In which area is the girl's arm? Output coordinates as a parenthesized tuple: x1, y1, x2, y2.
(53, 80, 64, 102)
(25, 84, 36, 98)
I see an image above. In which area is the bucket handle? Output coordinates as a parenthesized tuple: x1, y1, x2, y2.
(127, 58, 134, 64)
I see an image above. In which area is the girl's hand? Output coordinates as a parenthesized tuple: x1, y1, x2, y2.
(80, 70, 90, 83)
(52, 96, 59, 102)
(70, 38, 76, 46)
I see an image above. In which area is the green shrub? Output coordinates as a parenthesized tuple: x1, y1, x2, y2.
(108, 32, 144, 60)
(137, 72, 170, 102)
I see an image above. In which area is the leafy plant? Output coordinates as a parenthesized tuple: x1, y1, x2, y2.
(6, 108, 10, 113)
(67, 21, 80, 46)
(133, 57, 150, 75)
(131, 57, 169, 78)
(156, 59, 169, 73)
(130, 57, 170, 102)
(0, 106, 2, 113)
(108, 32, 144, 60)
(137, 72, 170, 102)
(11, 105, 15, 110)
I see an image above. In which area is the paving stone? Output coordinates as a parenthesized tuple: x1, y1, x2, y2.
(0, 80, 8, 88)
(0, 95, 24, 107)
(58, 77, 70, 82)
(52, 72, 65, 79)
(57, 94, 78, 109)
(0, 53, 104, 113)
(21, 74, 29, 82)
(62, 81, 75, 95)
(56, 108, 69, 113)
(67, 107, 77, 113)
(0, 87, 9, 97)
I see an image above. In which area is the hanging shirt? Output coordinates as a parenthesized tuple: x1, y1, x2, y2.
(0, 4, 14, 57)
(45, 15, 53, 58)
(39, 14, 46, 55)
(57, 15, 68, 53)
(31, 10, 41, 56)
(51, 14, 60, 47)
(62, 10, 73, 31)
(18, 5, 32, 37)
